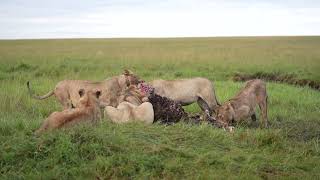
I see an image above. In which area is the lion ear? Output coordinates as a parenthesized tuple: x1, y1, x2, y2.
(123, 69, 133, 76)
(79, 89, 85, 97)
(226, 103, 232, 110)
(227, 103, 235, 111)
(128, 85, 136, 89)
(95, 91, 101, 98)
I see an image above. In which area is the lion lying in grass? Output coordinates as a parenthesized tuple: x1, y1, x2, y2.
(116, 85, 149, 106)
(213, 79, 268, 129)
(104, 102, 154, 124)
(35, 89, 102, 135)
(27, 70, 142, 109)
(149, 77, 220, 115)
(104, 85, 154, 124)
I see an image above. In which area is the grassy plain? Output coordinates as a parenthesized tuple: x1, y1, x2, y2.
(0, 36, 320, 179)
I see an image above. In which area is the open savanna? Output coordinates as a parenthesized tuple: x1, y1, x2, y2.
(0, 36, 320, 179)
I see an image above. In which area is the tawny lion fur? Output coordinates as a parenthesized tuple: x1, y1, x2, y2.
(104, 85, 153, 124)
(116, 85, 149, 106)
(35, 89, 102, 135)
(104, 102, 154, 124)
(149, 77, 220, 114)
(27, 70, 141, 109)
(214, 79, 268, 128)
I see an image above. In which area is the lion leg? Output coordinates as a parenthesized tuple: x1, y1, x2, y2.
(197, 97, 211, 121)
(197, 97, 210, 112)
(55, 90, 72, 110)
(250, 113, 260, 128)
(35, 114, 57, 135)
(258, 96, 269, 128)
(35, 121, 48, 135)
(198, 86, 220, 115)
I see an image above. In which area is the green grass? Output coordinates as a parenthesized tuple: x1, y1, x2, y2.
(0, 37, 320, 179)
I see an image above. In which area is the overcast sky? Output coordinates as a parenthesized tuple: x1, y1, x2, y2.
(1, 0, 319, 39)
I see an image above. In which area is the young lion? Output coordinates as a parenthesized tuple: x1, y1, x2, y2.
(213, 79, 268, 129)
(27, 70, 142, 109)
(35, 89, 102, 135)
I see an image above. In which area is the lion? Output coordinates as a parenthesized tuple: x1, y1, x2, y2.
(104, 85, 154, 124)
(35, 89, 102, 135)
(27, 70, 142, 109)
(104, 102, 154, 124)
(213, 79, 268, 129)
(116, 85, 149, 106)
(149, 77, 220, 114)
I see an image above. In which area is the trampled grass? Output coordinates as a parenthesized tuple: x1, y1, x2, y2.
(0, 37, 320, 179)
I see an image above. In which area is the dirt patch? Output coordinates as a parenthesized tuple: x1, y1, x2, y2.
(272, 117, 320, 142)
(258, 165, 290, 179)
(233, 72, 320, 91)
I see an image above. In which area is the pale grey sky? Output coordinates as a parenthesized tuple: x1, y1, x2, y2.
(1, 0, 319, 39)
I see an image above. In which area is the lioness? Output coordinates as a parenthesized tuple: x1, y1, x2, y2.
(213, 79, 268, 128)
(104, 102, 154, 124)
(27, 70, 142, 109)
(104, 84, 154, 124)
(116, 85, 149, 106)
(35, 89, 102, 135)
(149, 77, 220, 114)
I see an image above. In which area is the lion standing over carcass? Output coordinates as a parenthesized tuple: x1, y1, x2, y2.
(149, 77, 220, 114)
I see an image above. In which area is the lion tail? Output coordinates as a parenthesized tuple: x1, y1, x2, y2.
(27, 81, 54, 100)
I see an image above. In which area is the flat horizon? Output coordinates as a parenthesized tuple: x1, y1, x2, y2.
(1, 35, 320, 41)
